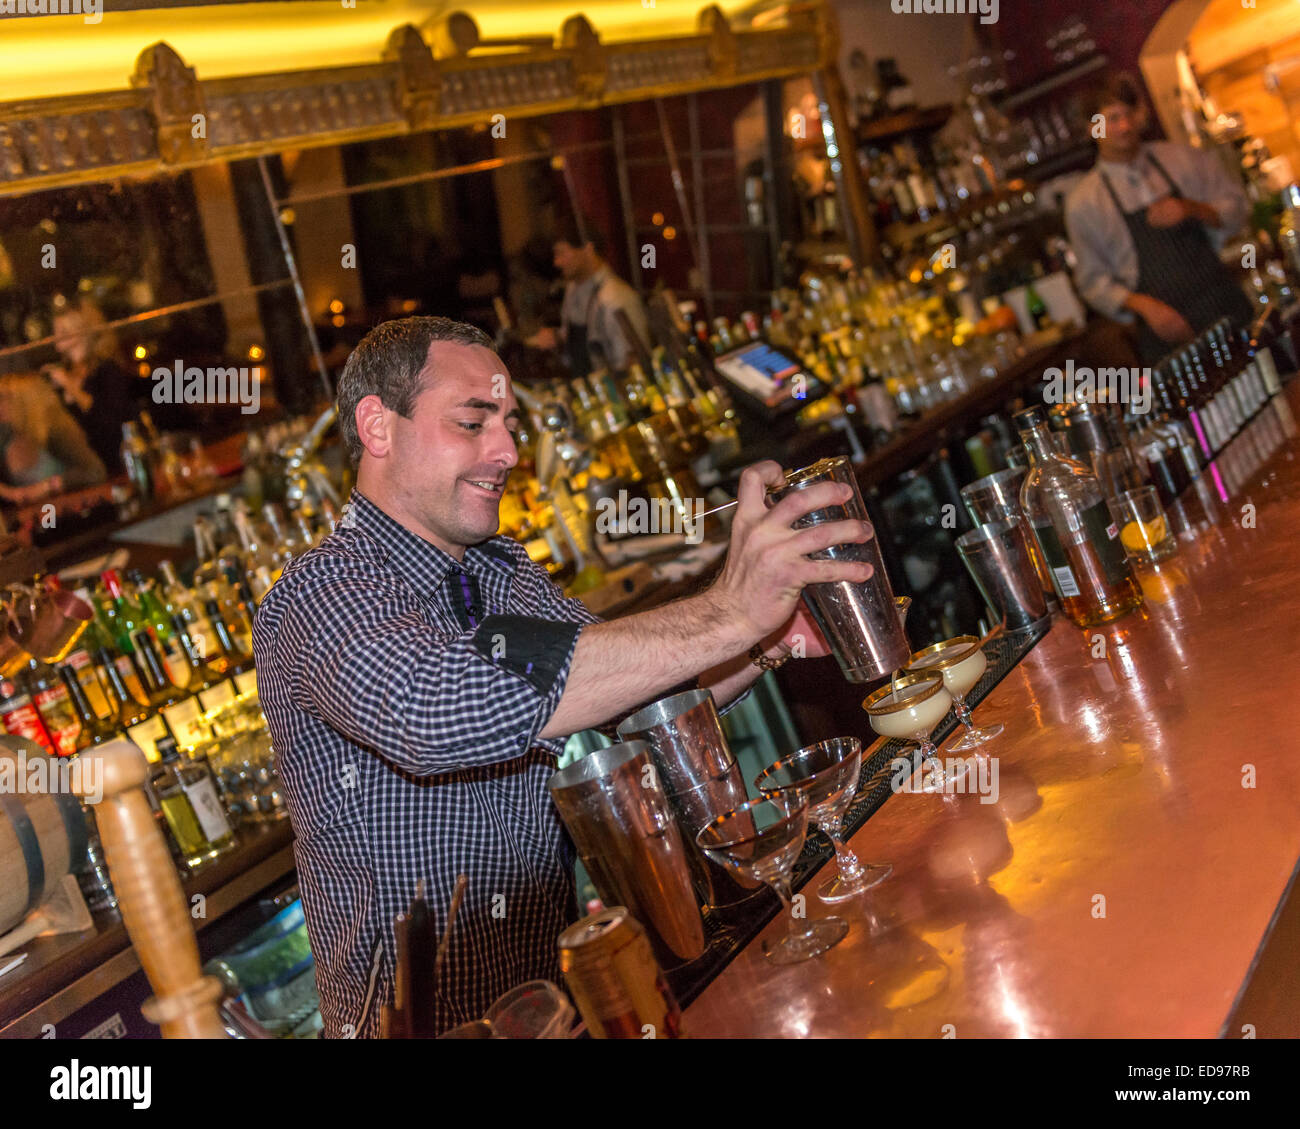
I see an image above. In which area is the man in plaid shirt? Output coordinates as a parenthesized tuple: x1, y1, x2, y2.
(253, 317, 874, 1036)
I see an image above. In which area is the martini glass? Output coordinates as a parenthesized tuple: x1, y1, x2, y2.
(697, 796, 848, 965)
(754, 737, 890, 903)
(906, 635, 1004, 751)
(863, 669, 962, 793)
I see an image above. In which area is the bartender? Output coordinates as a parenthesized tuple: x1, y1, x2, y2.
(253, 315, 868, 1037)
(527, 217, 651, 376)
(1065, 72, 1253, 363)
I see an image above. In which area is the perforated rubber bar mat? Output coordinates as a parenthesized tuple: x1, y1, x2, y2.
(664, 619, 1051, 1009)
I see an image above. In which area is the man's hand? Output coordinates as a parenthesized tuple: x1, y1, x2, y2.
(773, 601, 832, 659)
(703, 460, 874, 644)
(525, 327, 560, 350)
(1145, 196, 1193, 229)
(1125, 293, 1194, 345)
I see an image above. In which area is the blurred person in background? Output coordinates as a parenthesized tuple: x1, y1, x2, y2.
(1065, 72, 1252, 364)
(0, 372, 106, 505)
(46, 298, 139, 473)
(527, 216, 650, 377)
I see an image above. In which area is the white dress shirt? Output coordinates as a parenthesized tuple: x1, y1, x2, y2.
(560, 267, 651, 371)
(1063, 141, 1249, 321)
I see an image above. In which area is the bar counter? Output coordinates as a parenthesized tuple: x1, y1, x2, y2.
(686, 384, 1300, 1038)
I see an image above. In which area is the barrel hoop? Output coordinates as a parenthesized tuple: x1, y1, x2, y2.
(53, 790, 89, 888)
(0, 790, 45, 918)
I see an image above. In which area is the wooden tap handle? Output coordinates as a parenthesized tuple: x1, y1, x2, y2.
(75, 739, 228, 1039)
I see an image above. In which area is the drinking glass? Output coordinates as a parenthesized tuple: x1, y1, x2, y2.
(1118, 485, 1177, 563)
(754, 736, 890, 904)
(697, 797, 848, 965)
(906, 636, 1003, 751)
(862, 669, 962, 792)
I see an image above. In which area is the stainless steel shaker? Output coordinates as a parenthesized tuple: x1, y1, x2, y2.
(767, 457, 911, 682)
(547, 741, 706, 967)
(617, 689, 759, 909)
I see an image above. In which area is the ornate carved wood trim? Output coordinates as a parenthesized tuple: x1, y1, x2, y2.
(0, 2, 835, 198)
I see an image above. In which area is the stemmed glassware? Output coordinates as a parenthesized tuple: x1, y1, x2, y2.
(905, 635, 1003, 751)
(863, 669, 962, 792)
(697, 796, 849, 965)
(754, 737, 889, 904)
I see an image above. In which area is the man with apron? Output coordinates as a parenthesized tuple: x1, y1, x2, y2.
(527, 218, 651, 378)
(1065, 74, 1253, 364)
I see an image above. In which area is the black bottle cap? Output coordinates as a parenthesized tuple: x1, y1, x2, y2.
(157, 736, 180, 763)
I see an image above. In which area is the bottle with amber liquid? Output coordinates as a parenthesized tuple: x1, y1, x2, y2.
(60, 665, 119, 750)
(95, 645, 170, 763)
(204, 598, 259, 698)
(1014, 406, 1144, 627)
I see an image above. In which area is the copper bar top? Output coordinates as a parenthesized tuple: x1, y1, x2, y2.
(687, 387, 1300, 1038)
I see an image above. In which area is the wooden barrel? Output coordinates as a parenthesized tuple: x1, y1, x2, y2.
(0, 736, 88, 936)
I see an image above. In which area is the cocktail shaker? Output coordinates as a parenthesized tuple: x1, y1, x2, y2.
(767, 457, 911, 682)
(548, 742, 706, 968)
(617, 689, 759, 909)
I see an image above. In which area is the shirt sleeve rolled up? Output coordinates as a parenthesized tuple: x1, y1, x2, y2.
(288, 573, 584, 776)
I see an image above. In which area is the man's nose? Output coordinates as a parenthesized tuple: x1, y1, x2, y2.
(488, 425, 519, 468)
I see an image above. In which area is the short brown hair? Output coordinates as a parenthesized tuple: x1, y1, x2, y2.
(336, 316, 493, 464)
(1085, 72, 1143, 120)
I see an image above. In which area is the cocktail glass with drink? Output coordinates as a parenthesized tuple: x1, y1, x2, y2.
(862, 669, 959, 792)
(697, 796, 849, 965)
(754, 737, 889, 904)
(906, 635, 1003, 751)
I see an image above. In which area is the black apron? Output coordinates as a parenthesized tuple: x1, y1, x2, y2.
(1100, 152, 1254, 364)
(562, 273, 606, 379)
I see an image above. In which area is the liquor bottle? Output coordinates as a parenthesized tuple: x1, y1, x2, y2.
(232, 507, 279, 604)
(1168, 354, 1218, 457)
(64, 591, 113, 719)
(1014, 406, 1144, 628)
(133, 572, 190, 687)
(1223, 320, 1262, 415)
(96, 645, 170, 763)
(152, 735, 236, 868)
(1024, 281, 1051, 332)
(204, 597, 259, 698)
(1245, 323, 1283, 397)
(60, 665, 119, 750)
(120, 420, 153, 499)
(25, 654, 80, 757)
(171, 613, 236, 714)
(1197, 336, 1244, 437)
(132, 629, 207, 752)
(0, 675, 56, 754)
(158, 560, 217, 665)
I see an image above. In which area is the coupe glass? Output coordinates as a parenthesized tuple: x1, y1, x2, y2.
(697, 797, 848, 965)
(906, 635, 1003, 751)
(863, 669, 963, 793)
(754, 737, 890, 904)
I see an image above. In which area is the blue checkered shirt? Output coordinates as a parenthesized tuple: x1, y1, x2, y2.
(252, 489, 601, 1037)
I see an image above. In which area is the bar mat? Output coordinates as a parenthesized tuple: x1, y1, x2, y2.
(665, 618, 1052, 1010)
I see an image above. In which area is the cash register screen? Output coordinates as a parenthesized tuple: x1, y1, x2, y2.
(714, 340, 815, 408)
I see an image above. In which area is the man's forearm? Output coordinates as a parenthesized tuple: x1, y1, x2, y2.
(539, 590, 756, 738)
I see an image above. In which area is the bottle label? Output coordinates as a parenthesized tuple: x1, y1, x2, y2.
(197, 680, 236, 713)
(234, 670, 258, 698)
(33, 685, 79, 757)
(1031, 520, 1082, 599)
(182, 775, 231, 843)
(162, 697, 208, 750)
(69, 649, 112, 719)
(1, 687, 55, 755)
(1079, 499, 1134, 589)
(126, 716, 170, 764)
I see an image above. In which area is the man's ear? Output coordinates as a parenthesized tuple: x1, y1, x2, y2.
(355, 394, 392, 459)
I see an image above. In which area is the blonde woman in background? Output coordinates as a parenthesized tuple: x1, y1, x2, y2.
(0, 373, 106, 506)
(47, 298, 139, 473)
